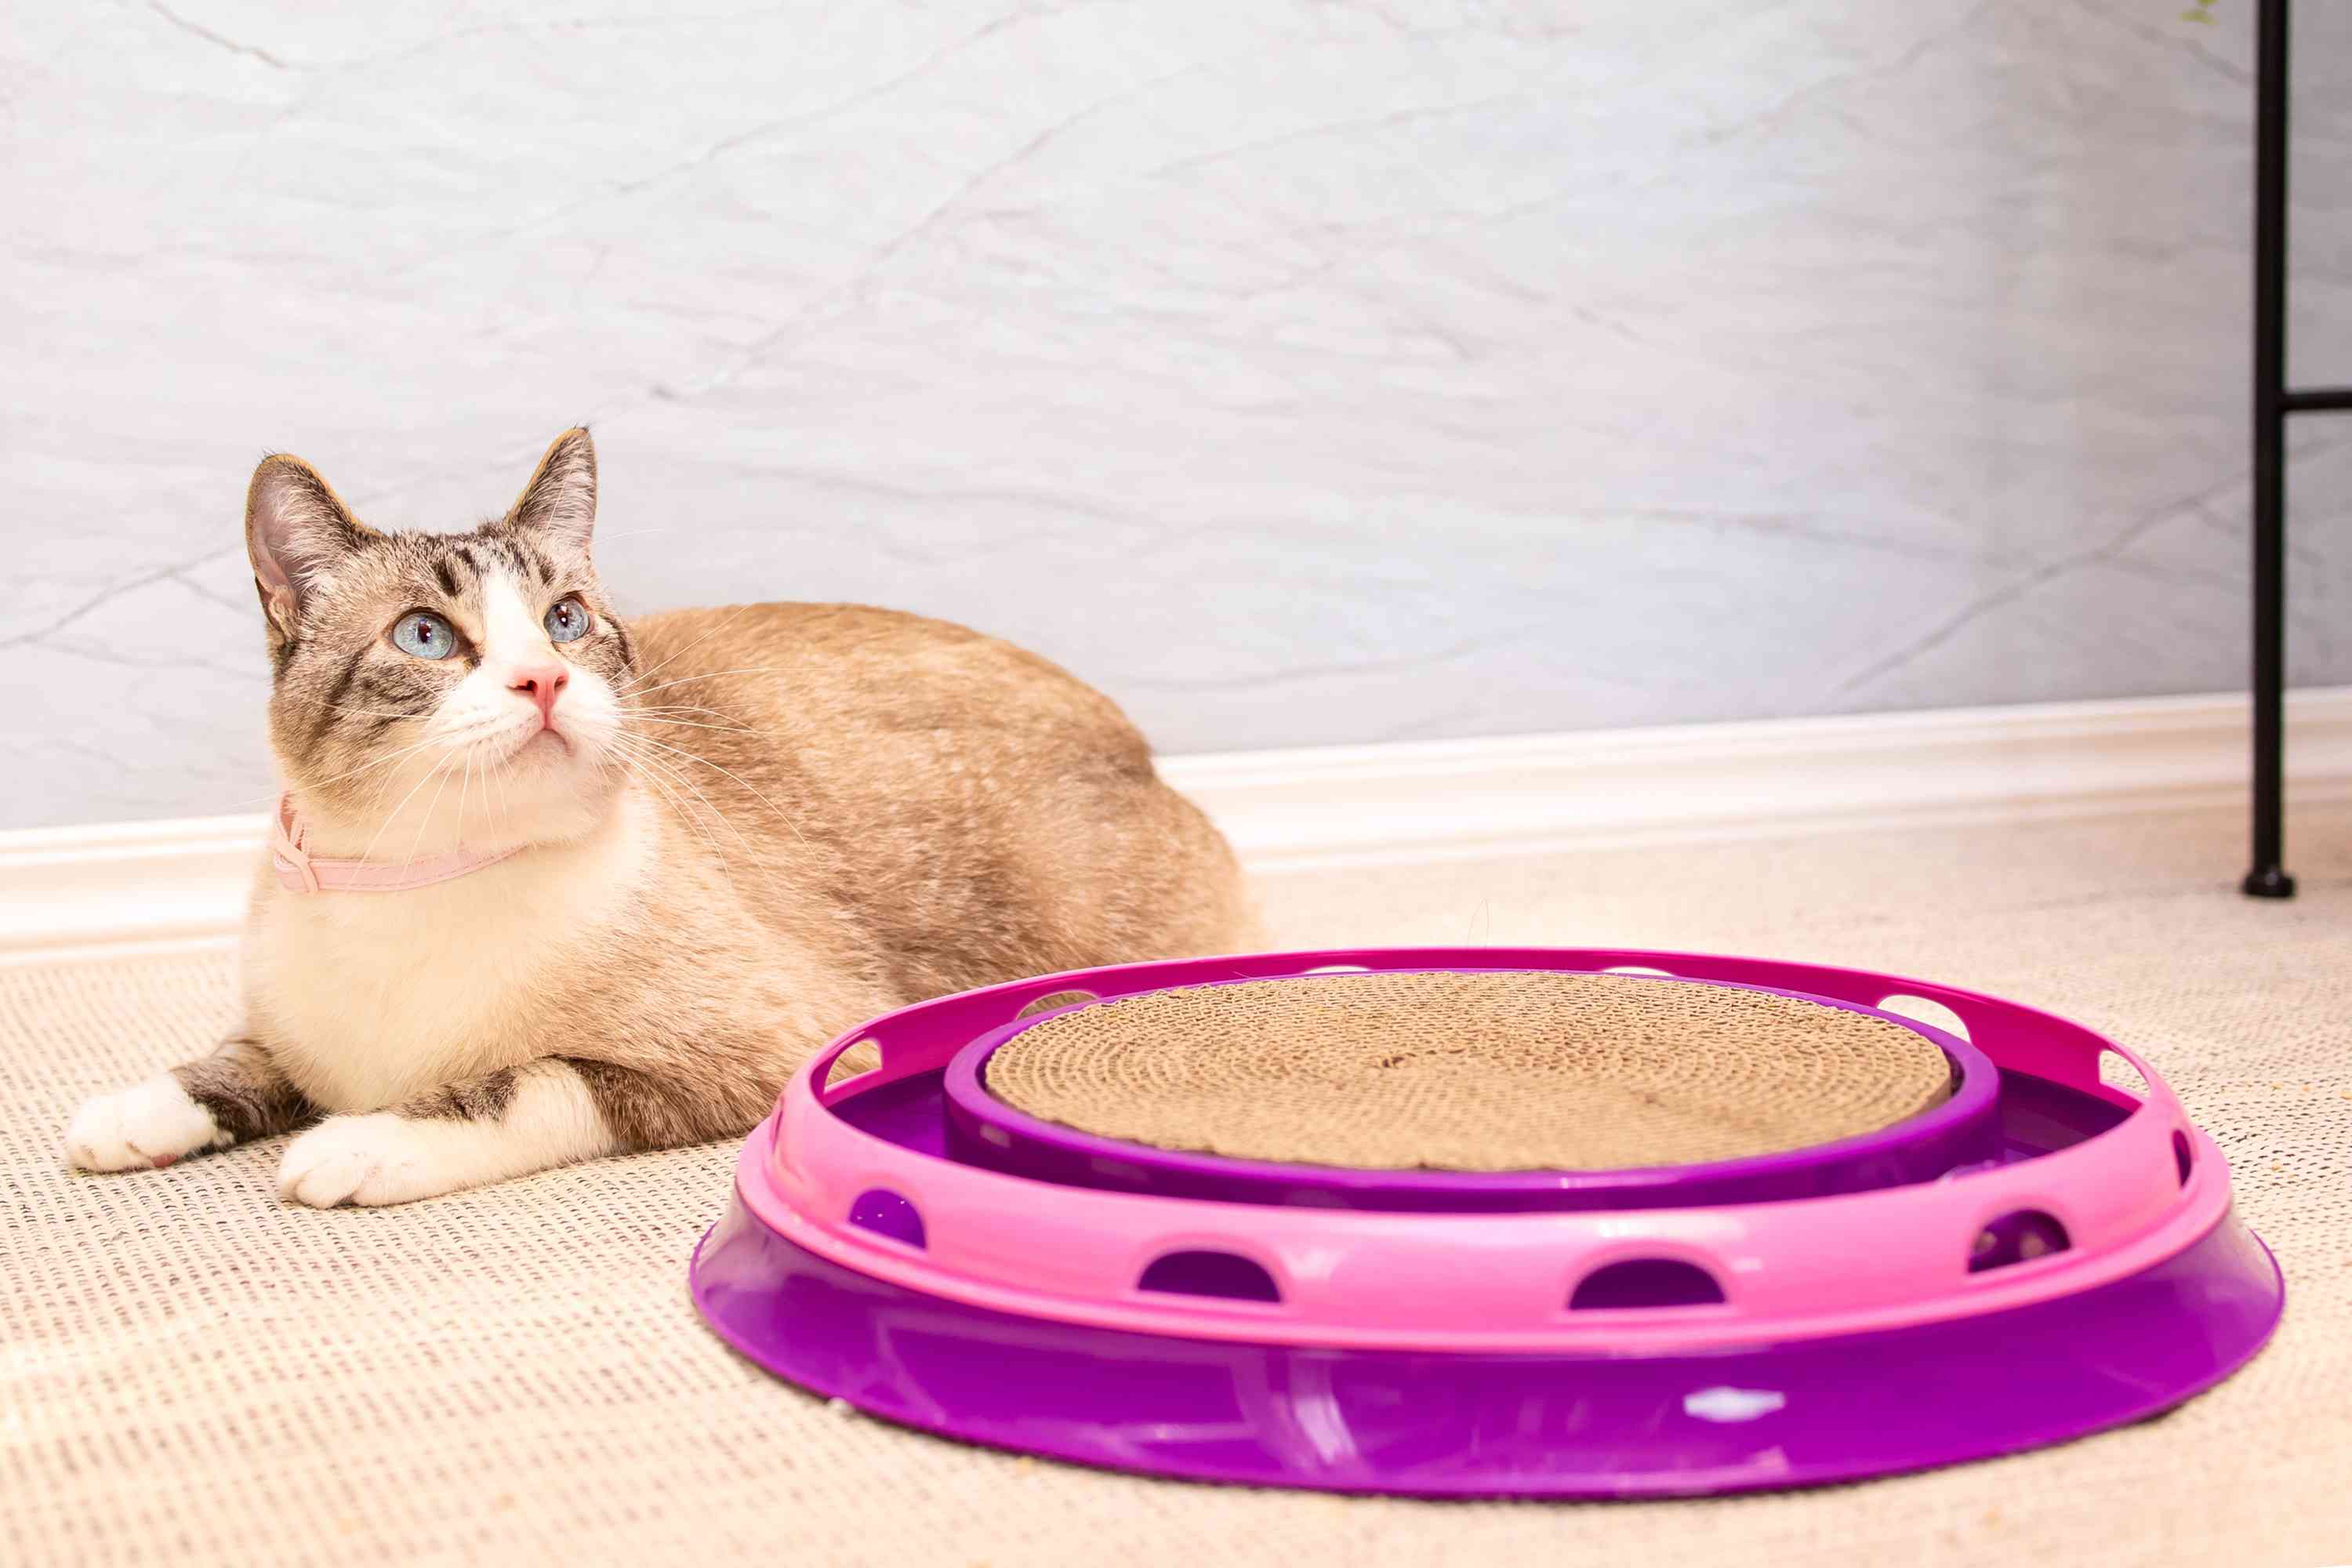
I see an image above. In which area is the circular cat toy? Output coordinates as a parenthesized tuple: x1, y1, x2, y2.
(689, 948, 2282, 1498)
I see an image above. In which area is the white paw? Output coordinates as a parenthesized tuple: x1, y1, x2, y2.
(278, 1114, 461, 1208)
(65, 1076, 225, 1171)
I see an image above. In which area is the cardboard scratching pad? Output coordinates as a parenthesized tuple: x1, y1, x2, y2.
(984, 970, 1954, 1171)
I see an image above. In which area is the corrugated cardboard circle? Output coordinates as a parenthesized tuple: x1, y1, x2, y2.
(984, 971, 1953, 1171)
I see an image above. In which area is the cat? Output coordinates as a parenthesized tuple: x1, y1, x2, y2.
(63, 429, 1257, 1205)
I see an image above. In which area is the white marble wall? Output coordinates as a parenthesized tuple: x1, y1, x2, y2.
(5, 0, 2346, 829)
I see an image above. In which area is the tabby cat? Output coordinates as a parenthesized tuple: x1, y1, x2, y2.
(64, 430, 1255, 1204)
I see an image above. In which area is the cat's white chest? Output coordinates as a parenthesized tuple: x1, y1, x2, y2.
(244, 800, 649, 1113)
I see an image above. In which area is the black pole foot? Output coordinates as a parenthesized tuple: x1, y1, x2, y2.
(2241, 865, 2298, 899)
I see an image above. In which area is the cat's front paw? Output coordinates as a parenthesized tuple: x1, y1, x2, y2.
(65, 1076, 225, 1171)
(278, 1115, 459, 1208)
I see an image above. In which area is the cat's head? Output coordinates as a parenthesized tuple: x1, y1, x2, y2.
(248, 429, 639, 850)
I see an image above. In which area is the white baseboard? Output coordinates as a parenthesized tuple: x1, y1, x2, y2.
(1170, 686, 2352, 872)
(6, 688, 2350, 963)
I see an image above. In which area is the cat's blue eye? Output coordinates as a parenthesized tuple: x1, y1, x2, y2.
(390, 611, 459, 660)
(544, 596, 590, 643)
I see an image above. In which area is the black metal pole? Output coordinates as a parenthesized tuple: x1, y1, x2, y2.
(2245, 0, 2296, 898)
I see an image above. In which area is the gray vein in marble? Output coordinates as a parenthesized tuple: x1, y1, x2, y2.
(1700, 1, 1996, 149)
(1138, 89, 1556, 185)
(0, 550, 238, 651)
(394, 13, 1052, 275)
(162, 565, 260, 618)
(143, 0, 287, 69)
(673, 63, 1224, 408)
(2063, 0, 2250, 85)
(1119, 636, 1504, 695)
(1831, 470, 2258, 701)
(42, 634, 259, 680)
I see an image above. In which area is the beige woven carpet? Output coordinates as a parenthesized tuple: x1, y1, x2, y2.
(5, 801, 2350, 1568)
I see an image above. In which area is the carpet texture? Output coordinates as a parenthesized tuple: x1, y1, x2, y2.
(4, 801, 2348, 1568)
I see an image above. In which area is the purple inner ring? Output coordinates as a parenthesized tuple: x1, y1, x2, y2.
(942, 971, 2002, 1213)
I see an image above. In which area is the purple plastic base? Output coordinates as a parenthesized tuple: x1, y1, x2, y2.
(696, 945, 2277, 1495)
(943, 975, 2003, 1213)
(690, 1193, 2282, 1498)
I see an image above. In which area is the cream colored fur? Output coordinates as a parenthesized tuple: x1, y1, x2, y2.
(276, 1070, 611, 1207)
(63, 430, 1257, 1206)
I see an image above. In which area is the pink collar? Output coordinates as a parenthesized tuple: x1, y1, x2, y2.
(270, 794, 522, 895)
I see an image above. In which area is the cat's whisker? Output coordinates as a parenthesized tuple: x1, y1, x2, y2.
(617, 749, 804, 921)
(396, 750, 465, 873)
(383, 752, 460, 869)
(622, 731, 811, 850)
(339, 718, 512, 820)
(622, 700, 747, 720)
(616, 738, 757, 858)
(620, 671, 786, 702)
(619, 666, 789, 702)
(615, 739, 790, 913)
(610, 737, 740, 870)
(351, 739, 433, 827)
(628, 714, 762, 737)
(204, 728, 456, 814)
(621, 702, 736, 717)
(492, 745, 514, 838)
(456, 747, 475, 846)
(618, 604, 764, 695)
(620, 745, 739, 872)
(274, 697, 430, 722)
(450, 746, 466, 844)
(357, 748, 462, 866)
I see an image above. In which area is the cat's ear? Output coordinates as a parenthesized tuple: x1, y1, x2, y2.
(508, 427, 597, 554)
(245, 455, 379, 636)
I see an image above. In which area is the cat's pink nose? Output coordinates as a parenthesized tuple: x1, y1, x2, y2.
(510, 666, 568, 724)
